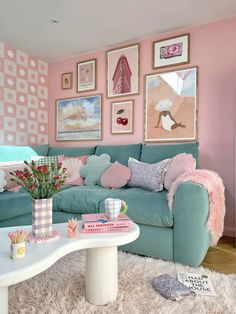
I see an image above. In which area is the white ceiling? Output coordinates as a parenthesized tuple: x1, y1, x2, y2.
(0, 0, 236, 62)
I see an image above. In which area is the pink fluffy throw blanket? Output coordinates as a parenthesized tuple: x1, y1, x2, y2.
(168, 169, 225, 246)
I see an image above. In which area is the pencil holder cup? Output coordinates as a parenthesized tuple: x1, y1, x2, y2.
(10, 241, 25, 259)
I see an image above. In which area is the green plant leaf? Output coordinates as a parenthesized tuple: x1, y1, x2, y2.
(116, 109, 125, 114)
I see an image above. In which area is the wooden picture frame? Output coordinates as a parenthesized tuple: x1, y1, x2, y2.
(61, 72, 73, 90)
(111, 100, 134, 134)
(77, 59, 96, 92)
(144, 66, 198, 142)
(107, 44, 139, 98)
(56, 94, 102, 141)
(153, 34, 190, 69)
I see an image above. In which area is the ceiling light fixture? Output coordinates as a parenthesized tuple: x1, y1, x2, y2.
(49, 19, 59, 24)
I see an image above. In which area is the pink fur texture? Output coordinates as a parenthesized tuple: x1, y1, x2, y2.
(168, 169, 225, 246)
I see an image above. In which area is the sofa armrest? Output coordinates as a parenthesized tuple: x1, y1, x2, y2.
(173, 181, 211, 267)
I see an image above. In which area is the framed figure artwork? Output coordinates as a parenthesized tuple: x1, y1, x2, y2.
(107, 44, 139, 98)
(77, 59, 96, 92)
(61, 72, 73, 90)
(153, 34, 190, 69)
(144, 66, 198, 142)
(111, 100, 133, 134)
(56, 95, 102, 141)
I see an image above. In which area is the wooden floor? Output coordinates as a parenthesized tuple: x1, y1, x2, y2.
(201, 236, 236, 274)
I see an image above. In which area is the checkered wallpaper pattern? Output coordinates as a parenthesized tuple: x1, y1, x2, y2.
(0, 41, 48, 145)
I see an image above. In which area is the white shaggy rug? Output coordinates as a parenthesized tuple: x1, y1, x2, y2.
(9, 251, 236, 314)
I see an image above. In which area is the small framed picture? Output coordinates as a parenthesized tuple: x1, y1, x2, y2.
(61, 72, 73, 90)
(107, 44, 139, 98)
(153, 34, 190, 69)
(77, 59, 96, 92)
(144, 66, 198, 142)
(56, 94, 102, 141)
(111, 100, 133, 134)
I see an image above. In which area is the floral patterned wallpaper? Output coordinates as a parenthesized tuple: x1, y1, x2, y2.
(0, 41, 48, 145)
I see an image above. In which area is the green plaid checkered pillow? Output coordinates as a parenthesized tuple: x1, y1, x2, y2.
(34, 156, 59, 167)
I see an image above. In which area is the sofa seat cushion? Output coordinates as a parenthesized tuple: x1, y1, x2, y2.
(0, 190, 32, 221)
(99, 187, 173, 228)
(54, 185, 123, 215)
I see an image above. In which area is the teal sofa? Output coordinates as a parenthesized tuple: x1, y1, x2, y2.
(0, 143, 210, 267)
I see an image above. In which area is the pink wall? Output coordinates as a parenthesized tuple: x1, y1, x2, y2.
(0, 41, 48, 145)
(48, 17, 236, 235)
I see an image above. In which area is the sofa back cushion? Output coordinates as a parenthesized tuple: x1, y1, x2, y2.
(0, 145, 38, 162)
(30, 144, 49, 156)
(140, 142, 199, 167)
(95, 144, 142, 166)
(48, 146, 95, 157)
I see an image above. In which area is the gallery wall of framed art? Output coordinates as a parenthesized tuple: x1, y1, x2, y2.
(50, 27, 198, 145)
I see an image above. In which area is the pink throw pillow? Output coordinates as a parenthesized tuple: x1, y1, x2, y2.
(101, 161, 131, 189)
(58, 155, 88, 186)
(164, 153, 196, 190)
(0, 161, 25, 190)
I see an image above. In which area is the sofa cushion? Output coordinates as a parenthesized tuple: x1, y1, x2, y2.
(48, 146, 95, 157)
(54, 185, 123, 214)
(30, 144, 49, 156)
(0, 145, 38, 162)
(0, 190, 32, 221)
(95, 144, 142, 165)
(140, 143, 199, 167)
(80, 154, 111, 185)
(0, 161, 25, 190)
(58, 155, 88, 186)
(101, 161, 131, 189)
(164, 153, 196, 190)
(99, 187, 173, 228)
(128, 157, 170, 192)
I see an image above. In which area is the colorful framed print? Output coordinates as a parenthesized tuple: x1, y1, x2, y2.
(153, 34, 190, 69)
(61, 72, 73, 90)
(77, 59, 96, 92)
(144, 66, 198, 142)
(111, 100, 133, 134)
(107, 44, 139, 98)
(56, 94, 102, 141)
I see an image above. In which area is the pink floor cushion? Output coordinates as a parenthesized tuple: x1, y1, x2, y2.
(164, 153, 196, 190)
(58, 156, 88, 186)
(101, 161, 131, 189)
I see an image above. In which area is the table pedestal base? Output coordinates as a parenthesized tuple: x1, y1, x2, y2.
(0, 286, 8, 314)
(86, 246, 117, 305)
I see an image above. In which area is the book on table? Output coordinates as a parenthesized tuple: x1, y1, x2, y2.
(81, 213, 132, 233)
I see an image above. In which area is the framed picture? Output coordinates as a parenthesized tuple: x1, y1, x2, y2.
(144, 66, 198, 142)
(61, 72, 73, 90)
(77, 59, 96, 92)
(111, 100, 133, 134)
(153, 34, 190, 69)
(107, 44, 139, 98)
(56, 94, 102, 141)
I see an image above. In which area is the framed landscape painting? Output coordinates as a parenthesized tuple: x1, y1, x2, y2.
(111, 100, 133, 134)
(107, 44, 139, 98)
(153, 34, 190, 69)
(77, 59, 96, 92)
(144, 66, 198, 142)
(56, 95, 102, 141)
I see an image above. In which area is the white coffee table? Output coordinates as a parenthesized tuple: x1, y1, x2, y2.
(0, 221, 139, 313)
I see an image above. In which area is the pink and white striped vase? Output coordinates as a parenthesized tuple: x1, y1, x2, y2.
(32, 198, 53, 237)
